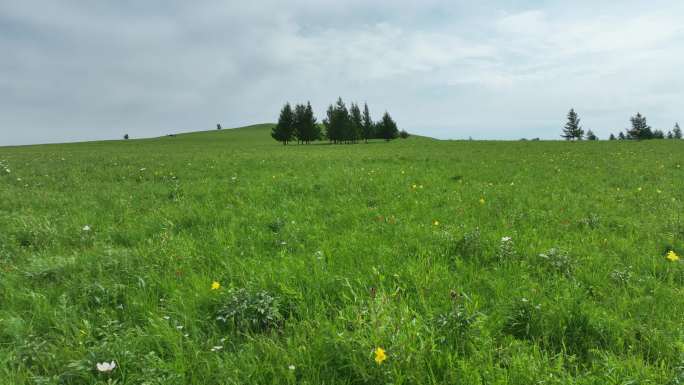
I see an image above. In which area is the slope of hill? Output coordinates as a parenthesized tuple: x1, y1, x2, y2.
(0, 127, 683, 384)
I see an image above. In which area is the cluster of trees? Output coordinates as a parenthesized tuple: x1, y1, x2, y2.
(562, 109, 682, 141)
(271, 98, 403, 145)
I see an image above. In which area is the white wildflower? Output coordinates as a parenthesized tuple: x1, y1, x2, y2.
(96, 361, 116, 373)
(82, 225, 91, 232)
(288, 365, 296, 370)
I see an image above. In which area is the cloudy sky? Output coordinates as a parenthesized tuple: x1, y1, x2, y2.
(2, 1, 684, 145)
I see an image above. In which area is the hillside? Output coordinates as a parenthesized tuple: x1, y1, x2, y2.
(0, 126, 683, 384)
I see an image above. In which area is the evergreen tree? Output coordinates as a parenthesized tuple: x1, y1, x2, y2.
(609, 133, 616, 140)
(303, 102, 319, 143)
(378, 111, 399, 141)
(323, 104, 335, 143)
(323, 98, 351, 144)
(673, 123, 682, 139)
(627, 113, 653, 140)
(216, 123, 222, 130)
(349, 103, 362, 144)
(653, 129, 665, 139)
(124, 134, 129, 140)
(293, 103, 307, 144)
(586, 130, 598, 140)
(272, 103, 295, 145)
(667, 131, 674, 139)
(334, 98, 351, 143)
(562, 108, 584, 140)
(361, 103, 374, 143)
(399, 130, 410, 139)
(618, 132, 626, 140)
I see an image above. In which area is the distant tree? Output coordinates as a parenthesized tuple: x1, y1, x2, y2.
(609, 133, 616, 140)
(667, 131, 674, 139)
(349, 103, 363, 144)
(304, 102, 319, 142)
(293, 101, 318, 144)
(627, 113, 653, 140)
(272, 103, 295, 145)
(124, 134, 129, 140)
(377, 111, 399, 141)
(217, 123, 222, 130)
(323, 98, 351, 144)
(293, 103, 307, 144)
(399, 130, 410, 139)
(618, 132, 626, 140)
(562, 108, 584, 140)
(361, 103, 374, 143)
(653, 129, 665, 139)
(323, 104, 335, 143)
(673, 123, 682, 139)
(586, 130, 598, 140)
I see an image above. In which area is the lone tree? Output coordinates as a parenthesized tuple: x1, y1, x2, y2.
(626, 113, 653, 140)
(377, 111, 399, 141)
(124, 134, 129, 140)
(272, 103, 295, 145)
(586, 130, 598, 140)
(216, 123, 222, 130)
(609, 133, 616, 140)
(673, 123, 682, 139)
(361, 103, 374, 143)
(562, 108, 584, 140)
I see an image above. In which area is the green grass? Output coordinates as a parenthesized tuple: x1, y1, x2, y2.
(1, 125, 683, 384)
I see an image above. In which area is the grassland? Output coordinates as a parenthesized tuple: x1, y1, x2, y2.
(1, 124, 683, 384)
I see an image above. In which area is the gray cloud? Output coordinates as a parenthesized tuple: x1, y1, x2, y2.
(1, 1, 683, 145)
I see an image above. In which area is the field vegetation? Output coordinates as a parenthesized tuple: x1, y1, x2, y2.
(1, 124, 683, 384)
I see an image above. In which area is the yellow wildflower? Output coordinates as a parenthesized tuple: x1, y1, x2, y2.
(211, 281, 221, 290)
(479, 198, 485, 204)
(433, 220, 440, 226)
(374, 347, 387, 364)
(666, 251, 680, 262)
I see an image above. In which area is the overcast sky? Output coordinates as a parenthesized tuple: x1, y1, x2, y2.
(2, 1, 684, 145)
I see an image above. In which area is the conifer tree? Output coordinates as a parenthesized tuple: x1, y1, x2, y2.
(674, 123, 682, 139)
(609, 133, 616, 140)
(653, 129, 665, 139)
(216, 123, 222, 130)
(303, 102, 319, 143)
(667, 131, 674, 139)
(272, 103, 295, 145)
(627, 113, 653, 140)
(333, 97, 351, 143)
(362, 103, 374, 143)
(378, 111, 399, 141)
(323, 104, 335, 143)
(562, 108, 583, 140)
(586, 130, 598, 140)
(349, 103, 362, 144)
(618, 132, 626, 140)
(293, 103, 307, 144)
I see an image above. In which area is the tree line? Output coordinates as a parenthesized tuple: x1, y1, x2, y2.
(271, 98, 405, 145)
(562, 108, 682, 141)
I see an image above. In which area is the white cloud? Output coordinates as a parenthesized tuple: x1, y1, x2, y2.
(1, 1, 683, 144)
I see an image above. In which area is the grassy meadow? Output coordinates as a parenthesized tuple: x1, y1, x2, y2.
(1, 124, 683, 384)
